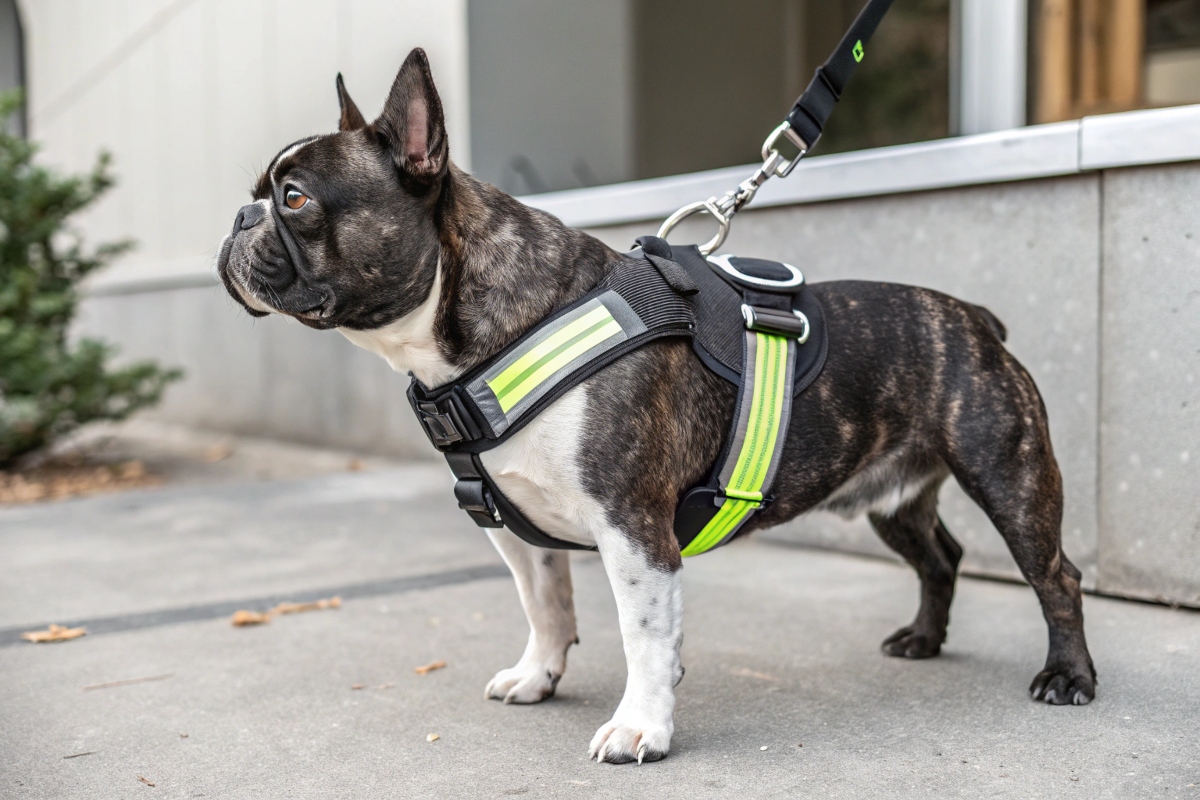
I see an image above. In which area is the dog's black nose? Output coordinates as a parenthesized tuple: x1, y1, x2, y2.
(234, 203, 265, 232)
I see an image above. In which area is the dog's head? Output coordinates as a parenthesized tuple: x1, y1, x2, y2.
(216, 48, 448, 331)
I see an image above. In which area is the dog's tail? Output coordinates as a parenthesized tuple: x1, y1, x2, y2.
(972, 304, 1008, 343)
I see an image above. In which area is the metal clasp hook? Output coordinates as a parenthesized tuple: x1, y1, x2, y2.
(657, 199, 730, 256)
(658, 122, 808, 254)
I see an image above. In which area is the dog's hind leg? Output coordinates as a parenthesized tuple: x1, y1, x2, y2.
(484, 529, 578, 704)
(947, 383, 1096, 705)
(869, 478, 963, 659)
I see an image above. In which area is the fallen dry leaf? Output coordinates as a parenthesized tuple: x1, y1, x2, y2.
(375, 683, 395, 690)
(426, 733, 440, 742)
(137, 775, 155, 787)
(230, 610, 272, 626)
(347, 458, 365, 471)
(83, 673, 173, 691)
(272, 597, 341, 615)
(179, 733, 188, 739)
(414, 660, 447, 676)
(351, 684, 366, 691)
(231, 597, 341, 627)
(21, 624, 86, 643)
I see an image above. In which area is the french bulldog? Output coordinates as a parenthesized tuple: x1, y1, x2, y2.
(216, 48, 1095, 764)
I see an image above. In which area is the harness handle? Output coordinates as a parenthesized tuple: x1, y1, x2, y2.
(659, 0, 897, 254)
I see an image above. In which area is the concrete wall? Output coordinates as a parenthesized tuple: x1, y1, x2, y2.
(1098, 163, 1200, 606)
(75, 286, 433, 460)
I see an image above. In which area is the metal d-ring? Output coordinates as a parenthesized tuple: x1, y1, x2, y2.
(657, 198, 731, 255)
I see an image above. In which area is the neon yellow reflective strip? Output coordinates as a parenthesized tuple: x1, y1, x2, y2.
(729, 333, 774, 491)
(488, 306, 614, 399)
(680, 498, 757, 557)
(487, 308, 621, 413)
(682, 332, 789, 558)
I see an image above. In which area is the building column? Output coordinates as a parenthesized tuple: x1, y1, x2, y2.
(957, 0, 1028, 135)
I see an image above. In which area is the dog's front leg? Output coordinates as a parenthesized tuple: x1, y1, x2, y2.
(485, 528, 578, 704)
(589, 529, 683, 764)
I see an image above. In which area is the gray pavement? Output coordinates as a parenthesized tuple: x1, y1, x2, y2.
(2, 463, 1199, 799)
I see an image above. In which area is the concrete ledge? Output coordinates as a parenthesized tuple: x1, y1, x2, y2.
(525, 121, 1083, 228)
(524, 104, 1200, 228)
(1081, 104, 1200, 170)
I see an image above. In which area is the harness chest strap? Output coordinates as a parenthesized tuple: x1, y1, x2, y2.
(407, 255, 696, 551)
(679, 329, 797, 556)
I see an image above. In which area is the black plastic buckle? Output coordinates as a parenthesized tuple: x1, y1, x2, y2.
(411, 389, 484, 451)
(453, 478, 503, 528)
(417, 401, 464, 448)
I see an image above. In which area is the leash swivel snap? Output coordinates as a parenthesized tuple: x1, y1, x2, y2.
(658, 0, 895, 254)
(657, 123, 808, 255)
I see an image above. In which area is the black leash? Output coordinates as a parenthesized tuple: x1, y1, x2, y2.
(786, 0, 898, 154)
(659, 0, 897, 253)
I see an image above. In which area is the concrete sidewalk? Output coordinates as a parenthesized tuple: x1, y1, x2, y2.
(1, 464, 1198, 799)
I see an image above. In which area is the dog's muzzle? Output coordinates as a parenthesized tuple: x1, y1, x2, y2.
(219, 202, 330, 324)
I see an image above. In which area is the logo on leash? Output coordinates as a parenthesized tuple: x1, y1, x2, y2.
(853, 40, 865, 62)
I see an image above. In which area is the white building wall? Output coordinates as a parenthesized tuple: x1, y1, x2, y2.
(18, 0, 471, 286)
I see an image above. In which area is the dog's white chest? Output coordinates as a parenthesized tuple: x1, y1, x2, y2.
(479, 385, 601, 548)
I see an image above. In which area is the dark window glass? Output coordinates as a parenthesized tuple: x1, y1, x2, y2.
(469, 0, 952, 194)
(1146, 0, 1200, 106)
(0, 0, 25, 137)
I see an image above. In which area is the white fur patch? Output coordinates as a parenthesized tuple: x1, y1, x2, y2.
(337, 265, 457, 387)
(817, 455, 939, 519)
(480, 385, 600, 548)
(271, 137, 324, 184)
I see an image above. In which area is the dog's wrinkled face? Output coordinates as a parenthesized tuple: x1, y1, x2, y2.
(216, 48, 449, 331)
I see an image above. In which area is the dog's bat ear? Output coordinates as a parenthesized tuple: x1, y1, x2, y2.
(374, 48, 448, 183)
(336, 73, 366, 131)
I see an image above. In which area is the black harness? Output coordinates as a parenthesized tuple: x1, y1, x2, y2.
(408, 238, 826, 554)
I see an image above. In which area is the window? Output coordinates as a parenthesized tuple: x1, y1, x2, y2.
(1029, 0, 1200, 123)
(0, 0, 24, 137)
(468, 0, 952, 194)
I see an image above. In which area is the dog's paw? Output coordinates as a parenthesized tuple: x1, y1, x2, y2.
(1029, 668, 1095, 706)
(485, 664, 560, 704)
(881, 626, 942, 659)
(588, 717, 671, 764)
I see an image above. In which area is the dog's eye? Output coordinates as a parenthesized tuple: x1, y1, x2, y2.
(285, 190, 308, 210)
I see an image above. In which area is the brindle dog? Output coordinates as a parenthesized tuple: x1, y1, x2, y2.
(217, 49, 1096, 764)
